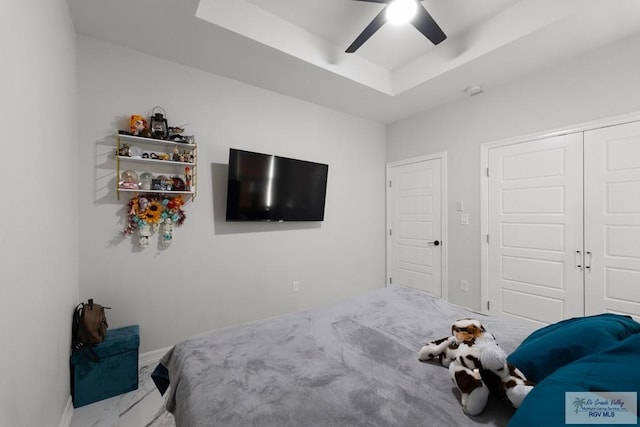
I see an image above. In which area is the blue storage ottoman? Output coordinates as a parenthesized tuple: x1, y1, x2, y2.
(71, 325, 140, 407)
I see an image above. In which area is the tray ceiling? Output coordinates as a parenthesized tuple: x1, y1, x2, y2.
(68, 0, 640, 123)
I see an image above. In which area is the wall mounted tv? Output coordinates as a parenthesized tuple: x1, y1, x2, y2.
(225, 148, 329, 222)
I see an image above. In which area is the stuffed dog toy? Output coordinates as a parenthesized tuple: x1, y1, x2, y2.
(418, 319, 534, 416)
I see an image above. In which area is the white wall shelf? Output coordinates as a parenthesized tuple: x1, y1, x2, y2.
(116, 133, 197, 201)
(118, 133, 194, 147)
(116, 155, 195, 167)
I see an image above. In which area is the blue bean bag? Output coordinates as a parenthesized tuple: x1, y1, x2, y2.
(509, 332, 640, 426)
(507, 313, 640, 384)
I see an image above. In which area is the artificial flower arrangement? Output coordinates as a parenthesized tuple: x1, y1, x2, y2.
(122, 193, 186, 247)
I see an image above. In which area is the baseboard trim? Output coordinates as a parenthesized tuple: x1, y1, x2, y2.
(58, 396, 74, 427)
(139, 346, 172, 368)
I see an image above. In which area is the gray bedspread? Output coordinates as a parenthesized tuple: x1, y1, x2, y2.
(156, 286, 537, 427)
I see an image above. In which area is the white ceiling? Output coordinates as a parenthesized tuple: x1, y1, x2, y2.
(67, 0, 640, 123)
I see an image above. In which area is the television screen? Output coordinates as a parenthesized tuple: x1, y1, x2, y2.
(226, 148, 329, 221)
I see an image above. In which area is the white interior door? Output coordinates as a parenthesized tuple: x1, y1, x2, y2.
(584, 121, 640, 321)
(387, 157, 443, 296)
(487, 134, 584, 325)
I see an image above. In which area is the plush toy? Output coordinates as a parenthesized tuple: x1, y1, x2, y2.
(418, 319, 534, 416)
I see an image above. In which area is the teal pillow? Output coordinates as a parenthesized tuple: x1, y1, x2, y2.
(509, 333, 640, 427)
(507, 313, 640, 383)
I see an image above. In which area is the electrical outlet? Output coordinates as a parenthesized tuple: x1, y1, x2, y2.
(292, 281, 300, 293)
(460, 280, 469, 292)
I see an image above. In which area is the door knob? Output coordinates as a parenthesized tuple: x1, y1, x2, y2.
(426, 240, 440, 247)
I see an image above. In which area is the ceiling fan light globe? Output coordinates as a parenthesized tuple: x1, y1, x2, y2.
(386, 0, 418, 25)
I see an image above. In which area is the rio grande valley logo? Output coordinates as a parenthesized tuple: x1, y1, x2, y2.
(566, 392, 637, 424)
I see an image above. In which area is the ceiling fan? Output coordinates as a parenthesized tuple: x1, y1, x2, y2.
(345, 0, 446, 53)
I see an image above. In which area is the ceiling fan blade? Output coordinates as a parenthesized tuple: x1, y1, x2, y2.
(350, 0, 388, 3)
(410, 3, 446, 45)
(345, 8, 387, 53)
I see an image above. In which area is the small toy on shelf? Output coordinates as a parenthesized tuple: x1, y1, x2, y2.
(168, 126, 185, 141)
(185, 167, 192, 191)
(130, 114, 150, 137)
(117, 143, 131, 157)
(168, 125, 195, 144)
(130, 146, 143, 158)
(171, 177, 185, 191)
(151, 178, 164, 191)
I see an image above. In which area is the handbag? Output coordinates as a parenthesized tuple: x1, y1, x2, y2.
(72, 299, 111, 359)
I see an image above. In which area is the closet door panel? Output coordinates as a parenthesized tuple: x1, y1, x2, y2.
(584, 121, 640, 321)
(487, 134, 584, 325)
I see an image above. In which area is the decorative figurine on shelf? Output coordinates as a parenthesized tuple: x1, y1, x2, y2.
(119, 170, 139, 189)
(139, 173, 153, 191)
(172, 146, 180, 161)
(185, 166, 192, 191)
(164, 176, 173, 190)
(161, 218, 173, 246)
(130, 114, 150, 137)
(117, 143, 131, 157)
(168, 126, 187, 142)
(149, 106, 168, 140)
(171, 177, 185, 191)
(130, 146, 143, 158)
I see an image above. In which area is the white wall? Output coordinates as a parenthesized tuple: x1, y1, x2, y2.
(387, 32, 640, 310)
(76, 36, 386, 354)
(0, 0, 78, 425)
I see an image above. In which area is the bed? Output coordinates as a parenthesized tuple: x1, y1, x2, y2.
(151, 286, 640, 426)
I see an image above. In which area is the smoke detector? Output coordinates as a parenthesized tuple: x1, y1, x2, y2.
(464, 85, 484, 96)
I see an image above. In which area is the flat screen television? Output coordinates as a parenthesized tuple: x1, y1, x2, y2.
(225, 148, 329, 222)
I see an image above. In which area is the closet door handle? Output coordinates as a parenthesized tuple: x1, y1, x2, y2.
(576, 250, 583, 269)
(585, 251, 592, 270)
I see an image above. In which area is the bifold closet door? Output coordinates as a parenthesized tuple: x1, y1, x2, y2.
(584, 121, 640, 321)
(487, 133, 584, 325)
